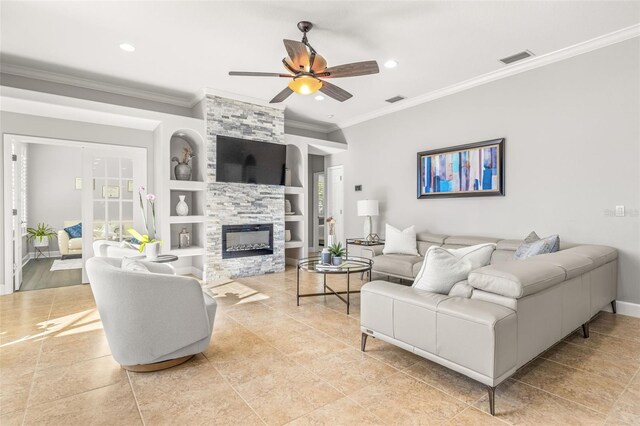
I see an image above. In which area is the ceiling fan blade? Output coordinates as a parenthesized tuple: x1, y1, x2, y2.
(282, 58, 299, 75)
(269, 86, 294, 103)
(322, 60, 379, 78)
(310, 53, 327, 73)
(319, 80, 353, 102)
(283, 39, 310, 71)
(229, 71, 292, 77)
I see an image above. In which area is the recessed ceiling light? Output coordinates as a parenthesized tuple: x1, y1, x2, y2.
(119, 43, 136, 52)
(314, 95, 325, 101)
(384, 59, 398, 69)
(327, 114, 334, 118)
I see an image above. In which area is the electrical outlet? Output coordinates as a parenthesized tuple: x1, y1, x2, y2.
(615, 205, 625, 217)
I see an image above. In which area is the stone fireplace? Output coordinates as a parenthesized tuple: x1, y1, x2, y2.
(222, 224, 274, 259)
(205, 93, 285, 280)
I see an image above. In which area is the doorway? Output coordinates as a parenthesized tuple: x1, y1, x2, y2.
(312, 171, 325, 251)
(3, 134, 146, 294)
(325, 165, 344, 245)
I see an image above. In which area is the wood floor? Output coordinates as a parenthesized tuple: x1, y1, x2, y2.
(19, 258, 82, 292)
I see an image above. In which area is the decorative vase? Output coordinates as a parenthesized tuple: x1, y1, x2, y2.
(178, 228, 190, 248)
(284, 199, 292, 214)
(176, 195, 189, 216)
(285, 229, 292, 242)
(327, 235, 335, 247)
(332, 256, 342, 266)
(145, 241, 161, 260)
(321, 249, 331, 264)
(174, 163, 192, 181)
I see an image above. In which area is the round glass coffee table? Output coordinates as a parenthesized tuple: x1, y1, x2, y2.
(297, 256, 372, 315)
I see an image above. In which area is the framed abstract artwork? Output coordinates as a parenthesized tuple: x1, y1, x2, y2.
(417, 138, 505, 198)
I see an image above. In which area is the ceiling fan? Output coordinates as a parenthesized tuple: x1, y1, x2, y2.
(229, 21, 379, 103)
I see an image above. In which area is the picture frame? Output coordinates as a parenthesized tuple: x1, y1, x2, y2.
(417, 138, 505, 199)
(102, 185, 120, 199)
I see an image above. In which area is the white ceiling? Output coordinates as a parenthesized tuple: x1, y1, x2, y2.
(1, 1, 639, 129)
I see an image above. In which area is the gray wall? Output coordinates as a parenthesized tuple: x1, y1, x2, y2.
(307, 154, 325, 246)
(327, 39, 640, 304)
(27, 143, 82, 251)
(0, 111, 154, 284)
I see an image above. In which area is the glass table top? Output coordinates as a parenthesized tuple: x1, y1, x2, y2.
(298, 256, 372, 273)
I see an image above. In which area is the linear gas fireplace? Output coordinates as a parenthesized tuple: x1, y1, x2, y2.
(221, 224, 274, 259)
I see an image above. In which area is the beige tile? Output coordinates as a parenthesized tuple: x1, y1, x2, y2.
(541, 340, 639, 383)
(305, 347, 396, 394)
(234, 364, 343, 425)
(513, 357, 625, 414)
(204, 321, 276, 365)
(349, 372, 466, 424)
(404, 358, 486, 404)
(564, 329, 640, 361)
(444, 406, 506, 425)
(212, 346, 299, 386)
(23, 381, 141, 425)
(361, 337, 422, 370)
(287, 396, 384, 426)
(606, 372, 640, 425)
(226, 302, 292, 331)
(590, 313, 640, 343)
(130, 355, 262, 425)
(0, 366, 34, 414)
(0, 409, 25, 426)
(37, 328, 110, 370)
(0, 340, 42, 372)
(28, 355, 125, 406)
(259, 324, 348, 365)
(474, 379, 605, 424)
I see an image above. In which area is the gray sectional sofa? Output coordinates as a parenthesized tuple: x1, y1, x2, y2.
(359, 232, 617, 415)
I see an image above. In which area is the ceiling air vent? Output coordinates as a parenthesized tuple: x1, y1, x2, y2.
(499, 50, 535, 65)
(385, 95, 406, 103)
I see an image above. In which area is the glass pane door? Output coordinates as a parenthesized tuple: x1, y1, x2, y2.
(81, 147, 145, 283)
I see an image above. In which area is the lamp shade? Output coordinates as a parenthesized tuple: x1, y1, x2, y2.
(357, 200, 379, 217)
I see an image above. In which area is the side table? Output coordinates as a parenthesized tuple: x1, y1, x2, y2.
(345, 238, 385, 280)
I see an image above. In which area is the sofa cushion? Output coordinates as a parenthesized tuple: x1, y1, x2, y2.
(513, 232, 559, 260)
(468, 261, 566, 298)
(444, 235, 501, 246)
(496, 239, 523, 251)
(525, 251, 594, 279)
(383, 224, 419, 256)
(417, 241, 441, 256)
(64, 222, 82, 238)
(68, 238, 83, 250)
(416, 232, 447, 245)
(561, 245, 617, 268)
(373, 254, 423, 278)
(413, 247, 473, 294)
(449, 280, 474, 298)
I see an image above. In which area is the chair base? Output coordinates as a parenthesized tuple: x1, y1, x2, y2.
(121, 354, 195, 372)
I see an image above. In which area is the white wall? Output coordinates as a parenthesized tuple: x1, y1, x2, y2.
(327, 39, 640, 304)
(27, 143, 82, 251)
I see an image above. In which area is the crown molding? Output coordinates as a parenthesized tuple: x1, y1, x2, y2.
(1, 63, 198, 109)
(202, 88, 286, 110)
(337, 24, 640, 130)
(284, 119, 338, 134)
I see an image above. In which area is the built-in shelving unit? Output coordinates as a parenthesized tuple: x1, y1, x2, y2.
(283, 140, 308, 265)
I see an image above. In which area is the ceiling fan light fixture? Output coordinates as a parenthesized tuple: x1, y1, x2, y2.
(288, 76, 322, 95)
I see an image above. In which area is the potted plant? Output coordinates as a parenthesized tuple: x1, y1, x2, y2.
(27, 223, 57, 247)
(328, 242, 346, 266)
(128, 186, 162, 259)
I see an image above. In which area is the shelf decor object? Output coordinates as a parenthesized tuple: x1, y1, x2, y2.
(418, 138, 505, 198)
(357, 200, 379, 242)
(178, 227, 191, 248)
(176, 195, 189, 216)
(172, 146, 195, 181)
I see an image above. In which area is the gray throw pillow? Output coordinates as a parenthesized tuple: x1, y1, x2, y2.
(514, 231, 560, 260)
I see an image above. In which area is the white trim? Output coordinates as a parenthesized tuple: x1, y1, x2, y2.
(174, 265, 203, 279)
(202, 88, 286, 110)
(337, 24, 640, 130)
(28, 250, 62, 259)
(602, 301, 640, 318)
(285, 119, 336, 134)
(1, 63, 198, 108)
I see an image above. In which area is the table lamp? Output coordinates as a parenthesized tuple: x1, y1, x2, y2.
(357, 200, 379, 242)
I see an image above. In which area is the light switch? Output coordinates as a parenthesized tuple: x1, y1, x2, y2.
(615, 205, 625, 217)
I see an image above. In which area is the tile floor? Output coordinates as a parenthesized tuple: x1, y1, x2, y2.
(1, 268, 639, 425)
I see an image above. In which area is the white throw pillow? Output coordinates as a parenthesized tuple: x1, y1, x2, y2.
(412, 247, 472, 293)
(449, 243, 497, 270)
(382, 224, 419, 256)
(413, 243, 496, 294)
(121, 257, 150, 273)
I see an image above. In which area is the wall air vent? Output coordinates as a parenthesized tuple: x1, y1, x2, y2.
(499, 50, 535, 65)
(385, 95, 406, 103)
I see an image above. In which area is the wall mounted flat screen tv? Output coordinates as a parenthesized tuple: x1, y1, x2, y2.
(216, 135, 286, 186)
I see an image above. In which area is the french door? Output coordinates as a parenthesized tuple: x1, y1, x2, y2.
(326, 165, 344, 245)
(81, 147, 146, 283)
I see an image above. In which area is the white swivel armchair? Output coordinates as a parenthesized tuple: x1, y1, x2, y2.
(86, 257, 217, 371)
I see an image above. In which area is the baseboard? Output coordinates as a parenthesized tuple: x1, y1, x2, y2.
(174, 266, 203, 279)
(601, 300, 640, 318)
(27, 250, 62, 259)
(22, 253, 30, 267)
